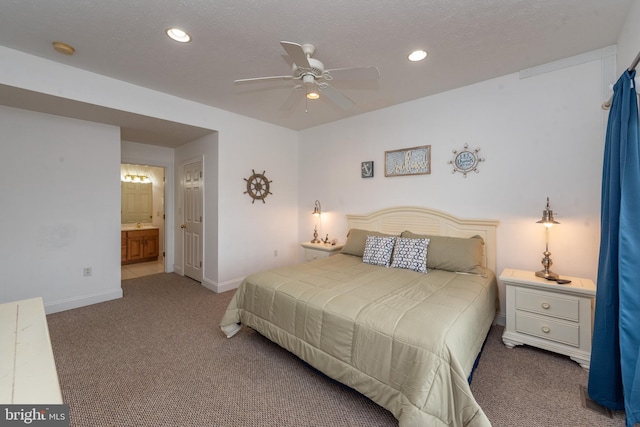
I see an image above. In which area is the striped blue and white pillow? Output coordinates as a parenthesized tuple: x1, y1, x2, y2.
(391, 237, 430, 273)
(362, 235, 396, 267)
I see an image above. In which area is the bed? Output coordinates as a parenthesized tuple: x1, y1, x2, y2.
(220, 206, 498, 426)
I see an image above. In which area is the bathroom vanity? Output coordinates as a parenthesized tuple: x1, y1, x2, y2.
(121, 226, 159, 264)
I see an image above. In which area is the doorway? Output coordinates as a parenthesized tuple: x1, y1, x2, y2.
(121, 163, 166, 279)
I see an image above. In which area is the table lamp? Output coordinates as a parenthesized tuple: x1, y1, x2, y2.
(535, 197, 560, 279)
(311, 200, 321, 243)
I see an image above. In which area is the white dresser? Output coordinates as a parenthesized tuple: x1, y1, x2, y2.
(500, 268, 596, 369)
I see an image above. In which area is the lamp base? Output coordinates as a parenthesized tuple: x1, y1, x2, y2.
(311, 226, 321, 243)
(535, 270, 559, 280)
(537, 248, 558, 280)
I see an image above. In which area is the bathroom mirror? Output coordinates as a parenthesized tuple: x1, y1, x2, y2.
(121, 182, 153, 224)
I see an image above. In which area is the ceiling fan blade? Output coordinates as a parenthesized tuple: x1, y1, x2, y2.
(325, 66, 380, 81)
(280, 86, 303, 111)
(320, 84, 355, 109)
(234, 75, 294, 84)
(280, 41, 311, 69)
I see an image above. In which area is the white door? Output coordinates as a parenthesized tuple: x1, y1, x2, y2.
(183, 161, 203, 282)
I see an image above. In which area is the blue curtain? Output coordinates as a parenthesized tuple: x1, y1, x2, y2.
(588, 69, 640, 427)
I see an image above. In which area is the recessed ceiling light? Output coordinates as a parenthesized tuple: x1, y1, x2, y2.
(166, 28, 191, 43)
(408, 50, 427, 62)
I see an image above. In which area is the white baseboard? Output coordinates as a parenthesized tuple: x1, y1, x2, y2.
(494, 312, 506, 326)
(201, 276, 244, 293)
(44, 288, 123, 314)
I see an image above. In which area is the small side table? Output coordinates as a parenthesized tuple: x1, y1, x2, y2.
(300, 242, 344, 262)
(500, 268, 596, 369)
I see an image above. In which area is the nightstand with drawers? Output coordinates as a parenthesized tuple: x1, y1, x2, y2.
(500, 268, 596, 369)
(300, 242, 344, 262)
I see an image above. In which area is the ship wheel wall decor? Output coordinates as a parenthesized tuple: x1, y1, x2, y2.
(244, 169, 273, 203)
(448, 143, 485, 178)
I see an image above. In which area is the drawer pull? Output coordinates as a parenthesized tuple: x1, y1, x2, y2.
(541, 302, 551, 310)
(541, 326, 551, 334)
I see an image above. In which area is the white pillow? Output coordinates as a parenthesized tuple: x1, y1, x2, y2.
(362, 235, 396, 267)
(391, 237, 430, 273)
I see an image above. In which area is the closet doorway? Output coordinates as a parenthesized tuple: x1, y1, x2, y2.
(121, 163, 166, 279)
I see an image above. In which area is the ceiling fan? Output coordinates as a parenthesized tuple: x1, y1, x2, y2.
(233, 41, 379, 111)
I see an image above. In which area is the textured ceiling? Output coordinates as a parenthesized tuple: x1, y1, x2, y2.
(0, 0, 633, 146)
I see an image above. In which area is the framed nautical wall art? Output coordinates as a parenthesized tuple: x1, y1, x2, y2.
(384, 145, 431, 177)
(361, 161, 374, 178)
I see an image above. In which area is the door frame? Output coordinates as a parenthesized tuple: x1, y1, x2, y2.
(121, 157, 174, 273)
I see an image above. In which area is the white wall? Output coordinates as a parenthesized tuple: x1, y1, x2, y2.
(0, 47, 300, 308)
(0, 106, 122, 312)
(299, 52, 611, 322)
(216, 121, 300, 290)
(121, 140, 175, 171)
(617, 0, 640, 74)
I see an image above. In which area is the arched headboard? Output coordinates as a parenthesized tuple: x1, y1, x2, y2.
(346, 206, 499, 273)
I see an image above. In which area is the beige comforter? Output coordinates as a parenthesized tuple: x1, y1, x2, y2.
(220, 254, 496, 426)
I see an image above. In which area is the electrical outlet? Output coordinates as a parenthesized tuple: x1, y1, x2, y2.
(274, 250, 278, 257)
(83, 267, 92, 276)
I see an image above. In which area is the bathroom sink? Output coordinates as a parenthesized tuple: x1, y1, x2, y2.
(121, 225, 158, 231)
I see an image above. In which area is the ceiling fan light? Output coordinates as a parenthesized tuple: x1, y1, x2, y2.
(408, 49, 427, 62)
(306, 91, 320, 100)
(166, 28, 191, 43)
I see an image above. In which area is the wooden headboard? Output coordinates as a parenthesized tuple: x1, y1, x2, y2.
(346, 206, 499, 273)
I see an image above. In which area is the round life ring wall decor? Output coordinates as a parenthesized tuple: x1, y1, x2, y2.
(244, 169, 273, 203)
(449, 144, 484, 178)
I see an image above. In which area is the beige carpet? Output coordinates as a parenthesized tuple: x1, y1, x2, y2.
(46, 273, 626, 426)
